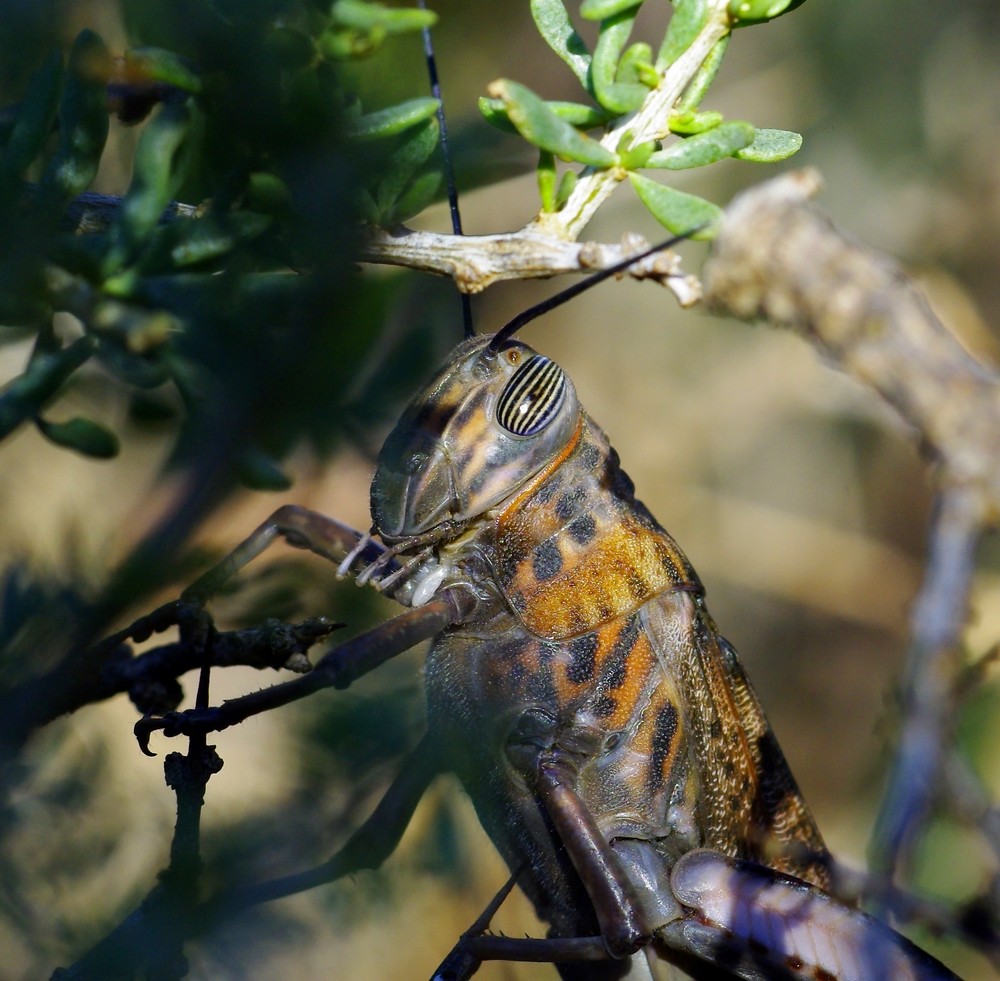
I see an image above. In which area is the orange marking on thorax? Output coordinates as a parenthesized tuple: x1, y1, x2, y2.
(602, 629, 655, 731)
(495, 418, 698, 640)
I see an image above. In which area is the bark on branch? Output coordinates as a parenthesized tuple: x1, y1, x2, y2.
(703, 168, 998, 895)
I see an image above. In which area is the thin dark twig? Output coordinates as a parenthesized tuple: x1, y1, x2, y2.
(146, 614, 221, 981)
(134, 589, 475, 755)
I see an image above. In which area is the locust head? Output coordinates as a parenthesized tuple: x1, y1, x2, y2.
(371, 334, 580, 544)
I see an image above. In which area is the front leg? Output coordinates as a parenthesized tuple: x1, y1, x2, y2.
(181, 504, 390, 603)
(136, 590, 477, 753)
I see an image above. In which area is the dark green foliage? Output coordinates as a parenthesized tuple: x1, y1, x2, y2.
(0, 0, 455, 760)
(0, 0, 447, 489)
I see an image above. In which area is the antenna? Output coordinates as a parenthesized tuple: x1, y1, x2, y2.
(418, 1, 475, 339)
(488, 231, 699, 351)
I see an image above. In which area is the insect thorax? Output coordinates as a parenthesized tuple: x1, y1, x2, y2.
(492, 413, 701, 642)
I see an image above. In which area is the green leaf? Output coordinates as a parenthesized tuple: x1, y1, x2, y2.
(478, 97, 518, 134)
(246, 172, 291, 214)
(331, 0, 437, 33)
(169, 212, 273, 266)
(555, 170, 577, 210)
(734, 127, 802, 162)
(321, 2, 436, 60)
(384, 169, 441, 223)
(479, 97, 610, 132)
(0, 52, 63, 183)
(629, 172, 720, 238)
(668, 109, 723, 135)
(346, 97, 440, 140)
(728, 0, 809, 28)
(537, 150, 557, 213)
(591, 10, 648, 114)
(0, 336, 96, 441)
(646, 120, 754, 169)
(357, 187, 379, 224)
(113, 99, 194, 256)
(237, 448, 293, 492)
(580, 0, 644, 19)
(618, 137, 656, 170)
(659, 0, 709, 68)
(676, 34, 729, 112)
(530, 0, 591, 88)
(39, 31, 110, 206)
(36, 416, 119, 459)
(374, 117, 440, 216)
(487, 79, 616, 168)
(121, 46, 203, 93)
(618, 42, 657, 88)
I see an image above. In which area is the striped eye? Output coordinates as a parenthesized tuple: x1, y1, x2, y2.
(496, 355, 567, 437)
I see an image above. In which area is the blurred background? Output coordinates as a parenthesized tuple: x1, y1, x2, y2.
(0, 1, 998, 978)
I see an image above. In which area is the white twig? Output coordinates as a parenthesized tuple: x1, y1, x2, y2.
(359, 226, 702, 304)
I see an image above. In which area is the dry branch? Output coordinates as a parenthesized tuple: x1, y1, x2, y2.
(703, 169, 998, 911)
(703, 168, 1000, 520)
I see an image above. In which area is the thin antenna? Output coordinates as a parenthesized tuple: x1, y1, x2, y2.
(488, 230, 700, 351)
(418, 1, 475, 339)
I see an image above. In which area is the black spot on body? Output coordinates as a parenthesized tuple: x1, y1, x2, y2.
(579, 441, 601, 470)
(505, 659, 527, 689)
(567, 513, 597, 545)
(693, 615, 712, 648)
(526, 664, 556, 704)
(532, 540, 563, 581)
(754, 730, 799, 822)
(554, 487, 586, 520)
(593, 694, 616, 718)
(649, 702, 679, 792)
(567, 634, 598, 683)
(626, 572, 648, 601)
(657, 542, 684, 579)
(601, 615, 641, 690)
(408, 399, 455, 440)
(535, 476, 563, 505)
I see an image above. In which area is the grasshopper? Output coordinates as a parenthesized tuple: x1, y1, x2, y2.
(135, 270, 962, 978)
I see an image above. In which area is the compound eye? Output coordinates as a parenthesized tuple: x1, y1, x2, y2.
(496, 355, 566, 437)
